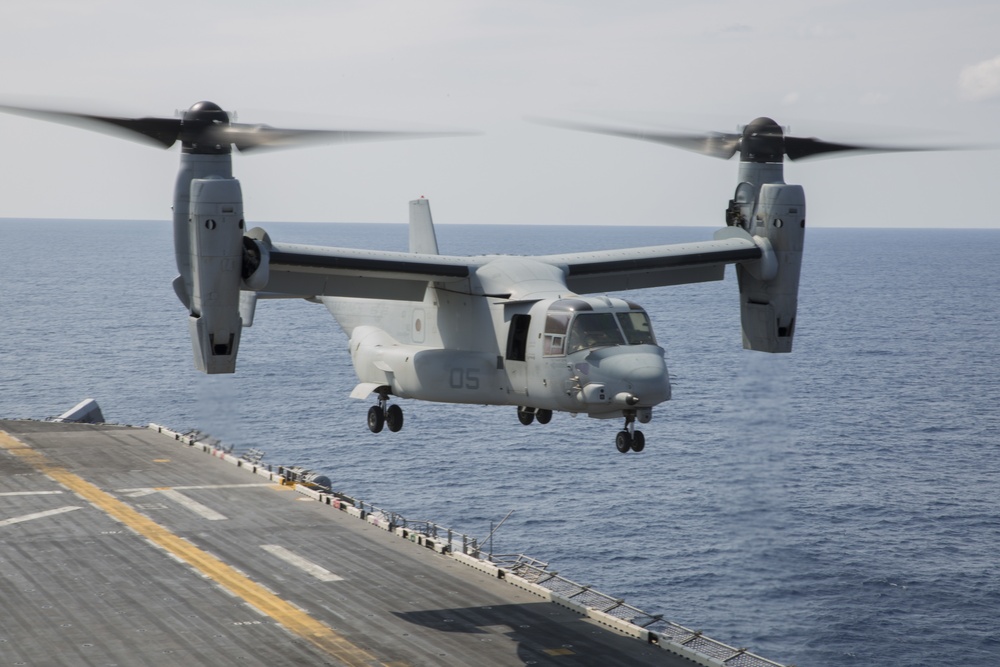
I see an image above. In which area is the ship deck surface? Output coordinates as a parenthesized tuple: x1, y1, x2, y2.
(0, 420, 688, 666)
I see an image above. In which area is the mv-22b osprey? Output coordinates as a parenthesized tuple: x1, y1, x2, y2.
(2, 102, 930, 452)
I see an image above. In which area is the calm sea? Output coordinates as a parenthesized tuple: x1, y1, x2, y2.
(2, 219, 998, 666)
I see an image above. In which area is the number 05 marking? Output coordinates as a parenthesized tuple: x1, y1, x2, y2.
(449, 368, 480, 390)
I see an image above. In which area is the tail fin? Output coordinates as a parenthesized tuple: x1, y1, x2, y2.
(734, 183, 805, 353)
(409, 197, 440, 254)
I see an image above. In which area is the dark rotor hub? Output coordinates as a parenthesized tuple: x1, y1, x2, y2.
(740, 116, 784, 163)
(180, 101, 231, 155)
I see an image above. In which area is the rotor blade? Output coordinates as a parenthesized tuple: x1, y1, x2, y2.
(531, 118, 741, 160)
(0, 102, 475, 153)
(0, 104, 181, 148)
(783, 135, 957, 161)
(216, 124, 474, 154)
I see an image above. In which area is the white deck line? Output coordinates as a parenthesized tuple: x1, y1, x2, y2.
(158, 488, 228, 521)
(0, 506, 81, 527)
(118, 483, 274, 493)
(0, 490, 64, 496)
(260, 545, 344, 582)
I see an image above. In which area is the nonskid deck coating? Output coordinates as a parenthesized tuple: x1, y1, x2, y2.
(0, 420, 689, 666)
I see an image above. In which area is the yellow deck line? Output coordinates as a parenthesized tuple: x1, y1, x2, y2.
(0, 430, 385, 667)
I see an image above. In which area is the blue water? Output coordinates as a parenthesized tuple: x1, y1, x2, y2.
(2, 219, 998, 666)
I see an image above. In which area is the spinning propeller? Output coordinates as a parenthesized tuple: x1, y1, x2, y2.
(0, 100, 465, 154)
(0, 99, 474, 375)
(534, 116, 949, 163)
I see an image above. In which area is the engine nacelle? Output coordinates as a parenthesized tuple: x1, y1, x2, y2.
(733, 183, 805, 353)
(241, 229, 271, 291)
(186, 177, 245, 373)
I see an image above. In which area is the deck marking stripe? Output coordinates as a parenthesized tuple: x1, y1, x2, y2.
(123, 489, 160, 498)
(0, 505, 81, 527)
(158, 489, 228, 521)
(118, 483, 274, 493)
(0, 430, 383, 667)
(261, 545, 345, 582)
(0, 490, 64, 497)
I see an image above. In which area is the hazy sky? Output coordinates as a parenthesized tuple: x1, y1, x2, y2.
(1, 1, 998, 228)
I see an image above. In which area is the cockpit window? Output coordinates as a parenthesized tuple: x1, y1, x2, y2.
(617, 311, 656, 345)
(543, 300, 657, 356)
(566, 313, 626, 354)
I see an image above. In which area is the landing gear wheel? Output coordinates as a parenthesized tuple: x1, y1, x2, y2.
(367, 405, 385, 433)
(615, 431, 632, 453)
(386, 404, 404, 432)
(535, 409, 553, 425)
(630, 430, 645, 453)
(517, 407, 535, 426)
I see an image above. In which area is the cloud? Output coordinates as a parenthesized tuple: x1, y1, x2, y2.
(959, 55, 1000, 101)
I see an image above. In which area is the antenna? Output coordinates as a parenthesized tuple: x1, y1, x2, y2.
(479, 509, 515, 559)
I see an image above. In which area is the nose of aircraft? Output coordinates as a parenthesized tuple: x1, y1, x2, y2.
(624, 357, 671, 405)
(626, 363, 672, 403)
(587, 347, 671, 406)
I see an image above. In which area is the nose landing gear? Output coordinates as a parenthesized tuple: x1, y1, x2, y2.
(615, 414, 645, 453)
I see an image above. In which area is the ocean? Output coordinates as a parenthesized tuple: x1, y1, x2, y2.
(2, 219, 998, 666)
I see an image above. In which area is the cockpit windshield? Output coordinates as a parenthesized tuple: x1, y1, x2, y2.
(543, 300, 656, 356)
(616, 311, 656, 345)
(567, 313, 625, 353)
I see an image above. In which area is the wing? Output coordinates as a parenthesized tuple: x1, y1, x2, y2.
(247, 227, 768, 302)
(256, 238, 474, 302)
(537, 227, 767, 294)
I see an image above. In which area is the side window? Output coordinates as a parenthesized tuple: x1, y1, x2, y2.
(543, 312, 571, 357)
(506, 314, 531, 361)
(544, 334, 565, 356)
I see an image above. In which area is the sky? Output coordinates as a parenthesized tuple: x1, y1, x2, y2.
(1, 0, 999, 228)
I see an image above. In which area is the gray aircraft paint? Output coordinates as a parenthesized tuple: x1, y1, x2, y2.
(0, 102, 810, 448)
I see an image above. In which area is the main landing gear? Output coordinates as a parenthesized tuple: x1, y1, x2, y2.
(516, 406, 553, 426)
(368, 391, 404, 433)
(615, 415, 645, 454)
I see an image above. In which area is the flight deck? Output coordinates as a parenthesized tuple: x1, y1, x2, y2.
(0, 419, 784, 666)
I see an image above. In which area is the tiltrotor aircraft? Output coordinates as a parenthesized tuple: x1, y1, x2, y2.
(1, 102, 933, 452)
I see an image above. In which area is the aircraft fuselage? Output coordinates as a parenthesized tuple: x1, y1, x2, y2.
(326, 289, 671, 420)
